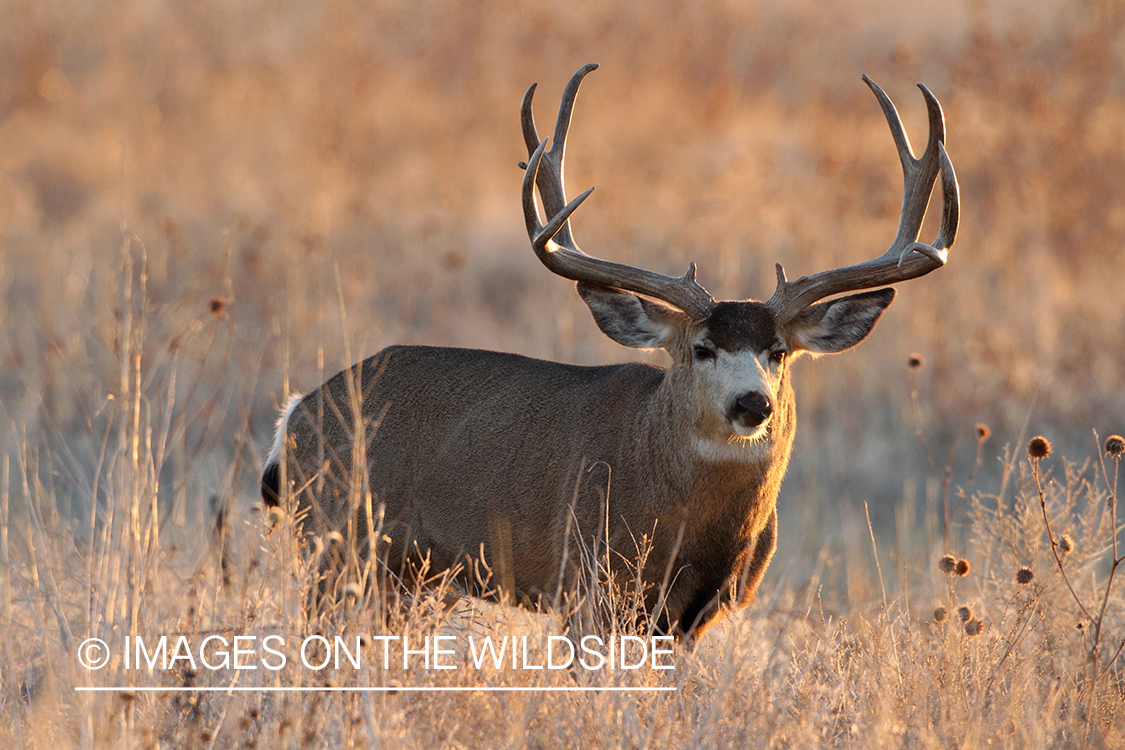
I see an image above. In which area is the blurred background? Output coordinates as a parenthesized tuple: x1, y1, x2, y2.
(1, 0, 1123, 589)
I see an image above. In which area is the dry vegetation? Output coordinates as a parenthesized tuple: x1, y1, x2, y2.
(1, 0, 1124, 746)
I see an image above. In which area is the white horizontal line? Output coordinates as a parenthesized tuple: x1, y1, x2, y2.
(75, 686, 676, 693)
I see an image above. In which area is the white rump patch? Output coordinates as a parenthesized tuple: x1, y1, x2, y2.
(265, 393, 303, 469)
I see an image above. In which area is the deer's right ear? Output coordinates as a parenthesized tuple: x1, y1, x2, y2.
(577, 282, 689, 350)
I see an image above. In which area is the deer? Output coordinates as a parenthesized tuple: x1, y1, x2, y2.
(261, 63, 958, 641)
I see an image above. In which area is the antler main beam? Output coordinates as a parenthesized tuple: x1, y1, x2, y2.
(519, 64, 715, 321)
(764, 75, 960, 324)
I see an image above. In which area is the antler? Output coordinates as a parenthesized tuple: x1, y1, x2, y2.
(520, 63, 715, 320)
(764, 75, 959, 324)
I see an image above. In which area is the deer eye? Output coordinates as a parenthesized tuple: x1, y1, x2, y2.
(769, 349, 787, 365)
(693, 345, 716, 362)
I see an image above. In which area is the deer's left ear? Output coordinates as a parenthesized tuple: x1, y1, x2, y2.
(785, 288, 895, 354)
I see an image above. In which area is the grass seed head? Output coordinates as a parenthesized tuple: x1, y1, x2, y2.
(957, 605, 973, 623)
(938, 554, 958, 575)
(1028, 435, 1052, 460)
(1016, 566, 1034, 585)
(1105, 434, 1125, 458)
(955, 558, 971, 577)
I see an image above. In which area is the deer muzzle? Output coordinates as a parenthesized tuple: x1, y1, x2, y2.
(728, 391, 773, 435)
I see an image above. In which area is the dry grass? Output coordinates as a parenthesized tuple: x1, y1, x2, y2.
(1, 0, 1124, 746)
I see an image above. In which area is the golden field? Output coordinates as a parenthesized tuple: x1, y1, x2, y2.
(0, 0, 1123, 746)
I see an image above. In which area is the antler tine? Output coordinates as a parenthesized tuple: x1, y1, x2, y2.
(765, 76, 959, 324)
(520, 63, 598, 250)
(933, 142, 959, 250)
(519, 64, 715, 320)
(868, 76, 944, 255)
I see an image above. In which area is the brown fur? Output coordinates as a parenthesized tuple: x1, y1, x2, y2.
(261, 281, 890, 641)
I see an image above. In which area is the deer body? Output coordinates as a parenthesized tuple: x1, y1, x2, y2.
(269, 335, 797, 635)
(263, 64, 959, 639)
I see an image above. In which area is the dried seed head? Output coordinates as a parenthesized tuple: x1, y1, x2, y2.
(344, 582, 362, 600)
(955, 559, 971, 577)
(1027, 436, 1051, 460)
(938, 554, 958, 575)
(1058, 534, 1075, 556)
(1105, 435, 1125, 458)
(311, 535, 325, 557)
(327, 531, 344, 549)
(266, 506, 285, 526)
(964, 618, 984, 637)
(209, 297, 228, 315)
(908, 353, 924, 369)
(1016, 567, 1034, 585)
(933, 606, 948, 623)
(956, 605, 973, 623)
(976, 423, 991, 441)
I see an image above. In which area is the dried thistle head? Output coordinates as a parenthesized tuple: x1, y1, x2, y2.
(266, 506, 285, 526)
(964, 618, 984, 637)
(1105, 434, 1125, 459)
(1028, 436, 1051, 460)
(1058, 534, 1075, 556)
(1016, 567, 1034, 585)
(344, 582, 362, 600)
(908, 353, 924, 369)
(976, 423, 991, 441)
(956, 605, 973, 623)
(327, 531, 344, 549)
(209, 297, 228, 315)
(938, 554, 958, 575)
(955, 558, 971, 578)
(933, 606, 948, 623)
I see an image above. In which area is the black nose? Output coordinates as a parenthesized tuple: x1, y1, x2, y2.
(731, 392, 772, 427)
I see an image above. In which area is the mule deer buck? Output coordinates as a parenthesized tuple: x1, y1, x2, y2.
(262, 64, 958, 640)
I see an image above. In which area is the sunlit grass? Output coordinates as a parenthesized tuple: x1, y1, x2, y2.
(1, 0, 1124, 746)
